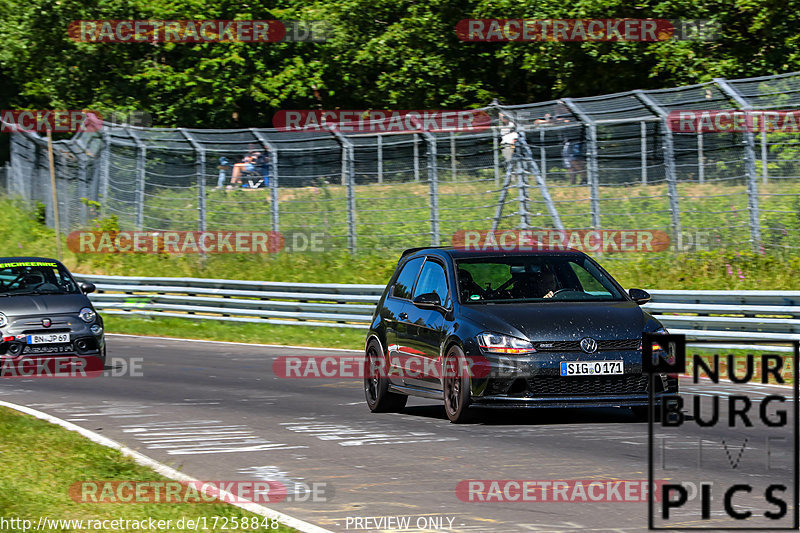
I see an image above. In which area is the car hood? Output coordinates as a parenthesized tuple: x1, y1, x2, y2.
(0, 293, 90, 317)
(459, 300, 646, 341)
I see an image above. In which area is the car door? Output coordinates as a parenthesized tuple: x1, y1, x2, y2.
(383, 256, 424, 386)
(397, 257, 451, 390)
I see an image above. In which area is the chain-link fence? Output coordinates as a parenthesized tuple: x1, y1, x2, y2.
(5, 71, 800, 255)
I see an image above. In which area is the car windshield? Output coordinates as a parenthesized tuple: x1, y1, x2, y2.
(0, 261, 80, 295)
(456, 255, 625, 303)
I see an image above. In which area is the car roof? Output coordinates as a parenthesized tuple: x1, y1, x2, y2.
(0, 256, 64, 265)
(400, 246, 588, 261)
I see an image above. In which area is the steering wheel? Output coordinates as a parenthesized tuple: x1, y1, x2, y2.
(551, 288, 580, 297)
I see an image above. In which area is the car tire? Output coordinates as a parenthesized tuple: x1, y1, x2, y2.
(442, 345, 473, 423)
(364, 339, 407, 413)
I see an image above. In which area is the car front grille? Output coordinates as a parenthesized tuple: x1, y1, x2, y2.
(527, 374, 649, 396)
(534, 339, 640, 352)
(20, 328, 71, 335)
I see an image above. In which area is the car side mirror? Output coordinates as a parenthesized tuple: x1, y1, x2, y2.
(413, 292, 441, 308)
(628, 288, 650, 305)
(80, 282, 96, 294)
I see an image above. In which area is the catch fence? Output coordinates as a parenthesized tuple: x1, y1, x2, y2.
(5, 71, 800, 255)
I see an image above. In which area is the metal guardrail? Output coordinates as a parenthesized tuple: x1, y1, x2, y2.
(73, 274, 800, 342)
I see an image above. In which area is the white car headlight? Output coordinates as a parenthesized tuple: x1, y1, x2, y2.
(79, 307, 96, 323)
(0, 313, 6, 328)
(477, 333, 535, 355)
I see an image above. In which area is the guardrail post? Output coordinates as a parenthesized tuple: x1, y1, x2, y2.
(179, 129, 206, 232)
(251, 129, 279, 233)
(714, 78, 762, 251)
(126, 126, 146, 230)
(634, 91, 684, 250)
(563, 99, 601, 230)
(326, 125, 357, 253)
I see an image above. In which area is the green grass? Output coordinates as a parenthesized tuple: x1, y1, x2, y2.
(105, 315, 365, 350)
(0, 406, 297, 533)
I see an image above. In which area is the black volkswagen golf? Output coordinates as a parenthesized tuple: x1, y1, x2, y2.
(364, 247, 677, 422)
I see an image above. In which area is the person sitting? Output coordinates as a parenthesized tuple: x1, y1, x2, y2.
(230, 152, 256, 188)
(458, 269, 485, 301)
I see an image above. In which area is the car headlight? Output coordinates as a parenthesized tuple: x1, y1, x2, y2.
(79, 307, 96, 323)
(0, 313, 6, 328)
(477, 333, 535, 355)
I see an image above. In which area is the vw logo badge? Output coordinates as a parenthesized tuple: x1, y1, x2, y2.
(42, 318, 51, 328)
(580, 337, 598, 354)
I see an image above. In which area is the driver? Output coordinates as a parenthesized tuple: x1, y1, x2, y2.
(533, 271, 558, 298)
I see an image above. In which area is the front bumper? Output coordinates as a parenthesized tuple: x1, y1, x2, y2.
(465, 347, 679, 408)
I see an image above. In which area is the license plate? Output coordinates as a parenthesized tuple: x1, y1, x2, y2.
(26, 333, 70, 344)
(560, 360, 623, 376)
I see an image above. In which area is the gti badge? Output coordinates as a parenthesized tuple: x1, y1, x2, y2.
(580, 337, 597, 354)
(42, 318, 51, 328)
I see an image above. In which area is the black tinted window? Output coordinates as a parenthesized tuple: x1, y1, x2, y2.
(413, 260, 449, 305)
(392, 257, 424, 300)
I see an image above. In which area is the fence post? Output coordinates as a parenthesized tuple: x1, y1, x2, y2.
(640, 121, 648, 185)
(251, 129, 279, 234)
(326, 125, 357, 253)
(539, 128, 547, 183)
(180, 129, 206, 232)
(377, 134, 383, 184)
(714, 78, 762, 250)
(100, 129, 111, 218)
(760, 127, 768, 184)
(634, 91, 684, 250)
(410, 118, 439, 245)
(126, 126, 146, 230)
(492, 126, 500, 186)
(563, 98, 601, 230)
(697, 131, 704, 184)
(413, 133, 420, 182)
(450, 131, 457, 182)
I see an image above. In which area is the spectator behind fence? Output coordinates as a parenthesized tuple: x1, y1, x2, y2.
(229, 152, 256, 189)
(217, 156, 231, 189)
(499, 113, 518, 164)
(254, 150, 271, 188)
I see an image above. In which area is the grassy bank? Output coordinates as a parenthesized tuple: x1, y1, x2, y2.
(0, 406, 296, 533)
(1, 195, 798, 289)
(105, 315, 365, 350)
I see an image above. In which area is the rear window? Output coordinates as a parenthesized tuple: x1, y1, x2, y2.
(0, 261, 80, 295)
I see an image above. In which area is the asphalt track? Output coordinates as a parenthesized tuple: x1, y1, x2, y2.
(0, 334, 796, 533)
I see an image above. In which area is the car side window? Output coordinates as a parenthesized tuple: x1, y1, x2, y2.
(392, 257, 424, 300)
(412, 260, 450, 306)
